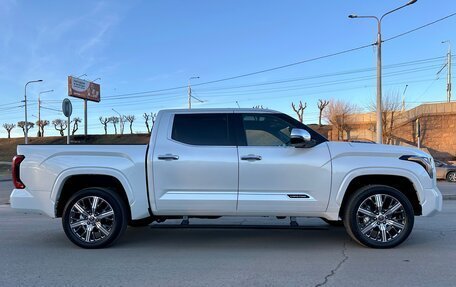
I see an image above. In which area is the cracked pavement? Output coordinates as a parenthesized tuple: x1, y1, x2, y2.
(1, 201, 456, 286)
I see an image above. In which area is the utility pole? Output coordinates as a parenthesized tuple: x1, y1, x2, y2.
(349, 0, 418, 144)
(112, 108, 124, 134)
(402, 84, 408, 111)
(442, 41, 452, 102)
(38, 89, 54, 137)
(416, 118, 421, 148)
(188, 76, 199, 109)
(188, 85, 192, 109)
(24, 79, 43, 144)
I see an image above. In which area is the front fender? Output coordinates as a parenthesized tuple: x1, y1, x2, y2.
(335, 167, 425, 205)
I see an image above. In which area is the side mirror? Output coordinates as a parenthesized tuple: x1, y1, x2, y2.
(290, 128, 311, 147)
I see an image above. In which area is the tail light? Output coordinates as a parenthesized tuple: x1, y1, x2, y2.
(12, 155, 25, 189)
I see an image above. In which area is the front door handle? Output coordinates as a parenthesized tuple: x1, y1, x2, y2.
(158, 154, 179, 161)
(241, 154, 262, 161)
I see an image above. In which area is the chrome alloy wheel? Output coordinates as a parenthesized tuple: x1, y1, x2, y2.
(448, 172, 456, 182)
(356, 194, 407, 243)
(69, 196, 115, 243)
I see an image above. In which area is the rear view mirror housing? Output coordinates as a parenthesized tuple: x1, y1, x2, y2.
(290, 128, 311, 147)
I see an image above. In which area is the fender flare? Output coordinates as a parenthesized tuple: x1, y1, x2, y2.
(335, 167, 425, 205)
(50, 167, 136, 205)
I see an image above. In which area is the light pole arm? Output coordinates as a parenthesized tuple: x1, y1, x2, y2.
(380, 1, 416, 22)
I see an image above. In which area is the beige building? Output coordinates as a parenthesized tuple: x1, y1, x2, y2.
(317, 102, 456, 160)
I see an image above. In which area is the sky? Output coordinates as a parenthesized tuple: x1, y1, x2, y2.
(0, 0, 455, 138)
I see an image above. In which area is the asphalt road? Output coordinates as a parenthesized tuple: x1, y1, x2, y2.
(1, 202, 456, 287)
(0, 180, 12, 204)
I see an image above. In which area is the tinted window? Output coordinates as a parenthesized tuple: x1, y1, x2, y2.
(172, 113, 234, 146)
(242, 114, 294, 146)
(239, 113, 327, 147)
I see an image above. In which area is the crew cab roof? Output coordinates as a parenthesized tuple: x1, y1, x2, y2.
(159, 108, 280, 114)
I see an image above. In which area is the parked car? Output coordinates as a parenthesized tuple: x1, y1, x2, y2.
(435, 160, 456, 182)
(10, 108, 442, 249)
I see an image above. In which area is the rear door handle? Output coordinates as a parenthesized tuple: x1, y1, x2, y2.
(241, 154, 262, 161)
(158, 154, 179, 161)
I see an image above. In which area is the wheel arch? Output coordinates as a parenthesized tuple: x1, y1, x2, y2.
(53, 169, 134, 219)
(338, 174, 422, 219)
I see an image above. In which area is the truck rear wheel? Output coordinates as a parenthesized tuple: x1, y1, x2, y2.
(62, 188, 128, 249)
(343, 185, 414, 248)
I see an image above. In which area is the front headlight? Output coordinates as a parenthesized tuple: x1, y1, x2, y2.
(399, 155, 434, 178)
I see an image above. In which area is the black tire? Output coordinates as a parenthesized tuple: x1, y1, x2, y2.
(343, 185, 414, 248)
(446, 171, 456, 182)
(321, 218, 344, 227)
(62, 188, 128, 249)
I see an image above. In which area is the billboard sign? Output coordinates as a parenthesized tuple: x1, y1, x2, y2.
(68, 76, 100, 102)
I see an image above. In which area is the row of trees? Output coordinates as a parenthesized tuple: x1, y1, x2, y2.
(2, 94, 401, 142)
(287, 93, 401, 143)
(98, 113, 156, 135)
(2, 118, 83, 138)
(2, 112, 157, 138)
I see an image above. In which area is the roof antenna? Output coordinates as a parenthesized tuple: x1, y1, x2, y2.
(235, 101, 241, 108)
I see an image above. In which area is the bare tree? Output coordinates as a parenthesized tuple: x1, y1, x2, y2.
(119, 115, 125, 135)
(324, 99, 357, 141)
(109, 116, 119, 135)
(369, 91, 402, 144)
(99, 117, 110, 135)
(143, 113, 151, 133)
(17, 121, 34, 137)
(144, 112, 157, 133)
(36, 120, 49, 137)
(151, 113, 157, 127)
(291, 101, 307, 123)
(52, 119, 67, 136)
(71, 117, 82, 135)
(125, 115, 135, 134)
(2, 123, 15, 138)
(317, 99, 330, 126)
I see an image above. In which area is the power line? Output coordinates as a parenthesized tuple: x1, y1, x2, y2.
(101, 56, 445, 103)
(102, 13, 456, 101)
(86, 62, 443, 109)
(104, 43, 375, 100)
(0, 101, 22, 108)
(383, 12, 456, 42)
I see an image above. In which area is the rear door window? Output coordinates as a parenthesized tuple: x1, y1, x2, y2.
(171, 113, 235, 146)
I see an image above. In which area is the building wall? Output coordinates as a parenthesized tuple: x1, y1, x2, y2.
(326, 103, 456, 160)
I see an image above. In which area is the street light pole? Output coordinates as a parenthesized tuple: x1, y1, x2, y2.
(442, 41, 452, 102)
(349, 0, 417, 144)
(188, 76, 200, 109)
(402, 84, 408, 111)
(112, 108, 124, 134)
(24, 80, 43, 144)
(38, 89, 54, 137)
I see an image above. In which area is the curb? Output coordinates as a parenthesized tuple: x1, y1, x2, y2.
(0, 179, 12, 182)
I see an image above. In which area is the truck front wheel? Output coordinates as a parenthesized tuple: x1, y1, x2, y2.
(343, 185, 414, 248)
(62, 188, 128, 249)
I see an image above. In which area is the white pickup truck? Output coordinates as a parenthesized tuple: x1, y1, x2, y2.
(10, 108, 442, 249)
